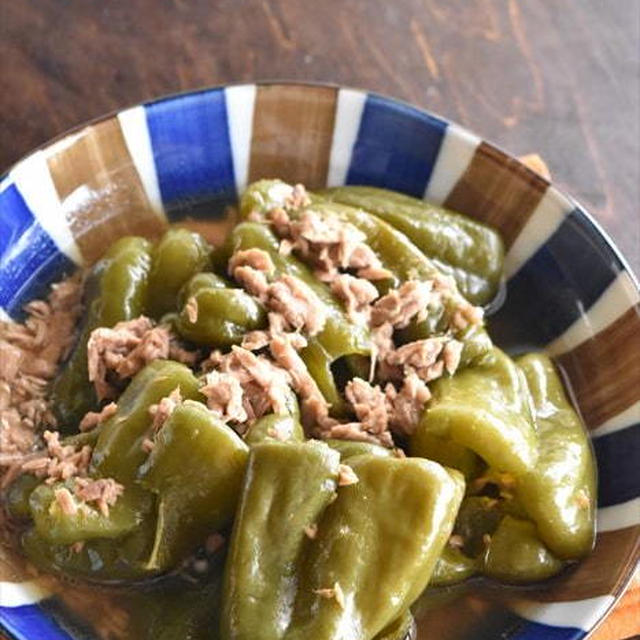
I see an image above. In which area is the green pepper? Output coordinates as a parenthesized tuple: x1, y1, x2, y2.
(21, 517, 159, 583)
(137, 400, 249, 570)
(413, 348, 537, 476)
(227, 222, 371, 415)
(430, 546, 478, 587)
(147, 228, 211, 318)
(50, 236, 153, 430)
(482, 516, 564, 583)
(321, 186, 504, 306)
(285, 457, 465, 640)
(221, 441, 340, 640)
(453, 496, 505, 558)
(28, 481, 151, 545)
(325, 439, 395, 460)
(4, 473, 41, 520)
(410, 431, 481, 482)
(243, 413, 304, 446)
(374, 609, 415, 640)
(174, 272, 266, 347)
(515, 353, 596, 559)
(91, 360, 202, 485)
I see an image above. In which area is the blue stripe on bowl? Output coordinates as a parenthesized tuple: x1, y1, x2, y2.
(594, 422, 640, 508)
(1, 605, 73, 640)
(511, 619, 583, 640)
(345, 94, 447, 197)
(489, 208, 622, 349)
(145, 89, 236, 219)
(0, 184, 75, 318)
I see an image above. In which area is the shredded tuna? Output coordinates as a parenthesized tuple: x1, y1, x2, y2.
(442, 339, 464, 375)
(54, 487, 77, 516)
(73, 477, 124, 517)
(87, 317, 170, 400)
(371, 280, 433, 329)
(168, 335, 200, 366)
(331, 274, 379, 322)
(233, 265, 270, 300)
(269, 336, 336, 432)
(385, 373, 432, 435)
(78, 402, 117, 432)
(149, 387, 183, 434)
(448, 534, 465, 549)
(304, 523, 318, 539)
(338, 464, 359, 487)
(386, 338, 446, 371)
(228, 248, 275, 276)
(241, 330, 271, 351)
(266, 275, 327, 336)
(285, 183, 311, 210)
(314, 582, 345, 609)
(185, 296, 199, 323)
(0, 275, 82, 472)
(201, 372, 247, 424)
(345, 378, 389, 436)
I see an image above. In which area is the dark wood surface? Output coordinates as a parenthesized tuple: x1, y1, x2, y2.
(1, 1, 638, 636)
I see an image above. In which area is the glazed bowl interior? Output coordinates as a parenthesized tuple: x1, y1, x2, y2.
(1, 83, 638, 640)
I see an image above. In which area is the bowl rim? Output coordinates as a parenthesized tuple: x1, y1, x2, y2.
(1, 80, 638, 639)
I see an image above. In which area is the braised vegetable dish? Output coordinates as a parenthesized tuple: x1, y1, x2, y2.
(0, 180, 596, 640)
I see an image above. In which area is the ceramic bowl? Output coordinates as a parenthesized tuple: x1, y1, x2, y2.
(1, 82, 638, 640)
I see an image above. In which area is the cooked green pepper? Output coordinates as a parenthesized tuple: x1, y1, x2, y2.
(374, 609, 415, 640)
(91, 360, 202, 485)
(50, 236, 153, 430)
(138, 400, 249, 570)
(453, 496, 505, 558)
(28, 481, 151, 545)
(413, 348, 537, 476)
(515, 353, 596, 559)
(174, 272, 266, 347)
(147, 228, 211, 318)
(430, 546, 478, 587)
(325, 439, 394, 460)
(243, 413, 304, 446)
(221, 441, 340, 640)
(483, 516, 563, 583)
(410, 431, 481, 482)
(285, 456, 464, 640)
(321, 186, 504, 306)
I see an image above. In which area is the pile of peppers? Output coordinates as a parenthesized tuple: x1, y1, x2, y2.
(3, 181, 596, 640)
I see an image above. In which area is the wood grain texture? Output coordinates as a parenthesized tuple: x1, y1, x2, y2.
(0, 1, 638, 636)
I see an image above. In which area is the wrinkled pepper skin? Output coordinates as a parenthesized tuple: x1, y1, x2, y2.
(516, 353, 596, 559)
(221, 441, 340, 640)
(138, 400, 249, 570)
(285, 456, 465, 640)
(321, 186, 504, 307)
(51, 236, 152, 431)
(413, 348, 537, 476)
(483, 516, 563, 583)
(430, 546, 478, 587)
(174, 272, 267, 347)
(147, 228, 212, 318)
(28, 481, 151, 546)
(243, 413, 304, 446)
(227, 222, 370, 415)
(91, 360, 202, 485)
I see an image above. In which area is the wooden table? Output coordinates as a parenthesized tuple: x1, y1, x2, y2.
(1, 1, 638, 637)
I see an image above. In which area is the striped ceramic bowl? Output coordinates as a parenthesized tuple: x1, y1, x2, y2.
(1, 83, 638, 640)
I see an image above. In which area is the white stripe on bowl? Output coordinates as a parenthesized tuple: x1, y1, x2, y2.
(0, 580, 50, 607)
(511, 595, 615, 631)
(597, 498, 640, 533)
(545, 272, 640, 357)
(326, 88, 367, 187)
(225, 84, 257, 195)
(590, 400, 640, 439)
(423, 122, 480, 205)
(10, 151, 83, 265)
(504, 188, 573, 279)
(0, 307, 11, 322)
(118, 106, 165, 217)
